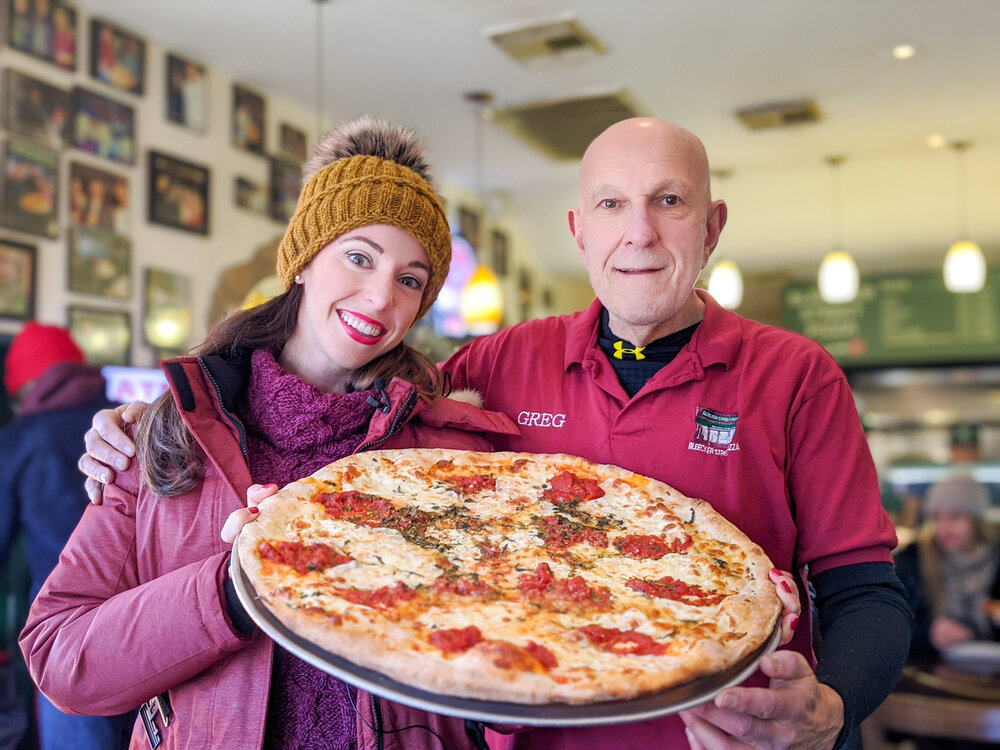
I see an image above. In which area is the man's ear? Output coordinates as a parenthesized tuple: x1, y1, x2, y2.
(702, 200, 728, 265)
(567, 209, 585, 254)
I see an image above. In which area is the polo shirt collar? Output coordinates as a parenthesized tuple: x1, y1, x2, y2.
(564, 298, 604, 372)
(563, 291, 744, 376)
(690, 289, 744, 371)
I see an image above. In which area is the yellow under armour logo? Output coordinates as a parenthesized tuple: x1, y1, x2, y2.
(613, 341, 646, 360)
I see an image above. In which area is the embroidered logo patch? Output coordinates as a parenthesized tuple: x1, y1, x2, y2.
(688, 407, 740, 456)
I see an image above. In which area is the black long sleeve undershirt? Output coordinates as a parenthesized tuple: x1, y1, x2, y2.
(811, 562, 912, 749)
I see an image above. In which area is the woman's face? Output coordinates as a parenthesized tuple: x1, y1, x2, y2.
(281, 224, 430, 393)
(933, 509, 977, 553)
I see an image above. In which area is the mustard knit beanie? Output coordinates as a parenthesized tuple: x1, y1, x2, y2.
(276, 154, 452, 322)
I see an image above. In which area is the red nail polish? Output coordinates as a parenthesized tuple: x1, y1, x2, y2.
(770, 568, 780, 576)
(780, 581, 792, 593)
(249, 507, 259, 515)
(790, 616, 799, 630)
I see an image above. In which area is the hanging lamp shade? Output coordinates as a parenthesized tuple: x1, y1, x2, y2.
(818, 250, 859, 304)
(460, 265, 504, 335)
(942, 142, 986, 294)
(707, 260, 743, 309)
(943, 240, 986, 293)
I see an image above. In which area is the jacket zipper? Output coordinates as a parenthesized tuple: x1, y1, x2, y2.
(200, 359, 250, 461)
(371, 692, 384, 750)
(356, 385, 418, 453)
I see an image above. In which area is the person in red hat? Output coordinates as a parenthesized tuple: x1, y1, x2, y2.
(0, 322, 134, 750)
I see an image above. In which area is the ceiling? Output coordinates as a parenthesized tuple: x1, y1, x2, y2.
(74, 0, 1000, 284)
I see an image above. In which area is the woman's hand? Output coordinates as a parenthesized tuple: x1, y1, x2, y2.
(770, 568, 801, 646)
(221, 483, 279, 543)
(80, 402, 147, 504)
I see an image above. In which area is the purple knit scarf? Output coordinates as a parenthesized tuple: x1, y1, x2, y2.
(239, 349, 375, 750)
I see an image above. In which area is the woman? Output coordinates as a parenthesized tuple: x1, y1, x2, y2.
(895, 474, 1000, 656)
(20, 116, 517, 750)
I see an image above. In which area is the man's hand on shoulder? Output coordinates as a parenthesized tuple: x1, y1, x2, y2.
(680, 650, 844, 750)
(80, 402, 145, 504)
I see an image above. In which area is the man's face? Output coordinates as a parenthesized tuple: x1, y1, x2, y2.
(568, 119, 726, 345)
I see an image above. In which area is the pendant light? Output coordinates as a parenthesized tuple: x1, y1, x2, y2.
(459, 91, 504, 334)
(707, 260, 743, 309)
(817, 155, 859, 304)
(943, 141, 986, 293)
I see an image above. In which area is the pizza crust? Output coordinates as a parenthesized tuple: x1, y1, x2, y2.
(237, 449, 780, 704)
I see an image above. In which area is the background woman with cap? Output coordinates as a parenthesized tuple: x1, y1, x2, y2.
(895, 474, 1000, 656)
(20, 116, 516, 750)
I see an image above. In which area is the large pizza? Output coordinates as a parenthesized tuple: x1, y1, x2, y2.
(236, 449, 780, 705)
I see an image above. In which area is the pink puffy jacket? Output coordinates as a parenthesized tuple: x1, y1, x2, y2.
(21, 354, 518, 749)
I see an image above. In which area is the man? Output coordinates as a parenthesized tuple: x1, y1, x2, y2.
(0, 322, 135, 750)
(79, 118, 910, 749)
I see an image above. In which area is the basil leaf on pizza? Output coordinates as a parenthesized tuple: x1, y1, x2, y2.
(236, 449, 780, 704)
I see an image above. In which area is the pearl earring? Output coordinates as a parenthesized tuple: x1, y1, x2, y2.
(294, 274, 303, 284)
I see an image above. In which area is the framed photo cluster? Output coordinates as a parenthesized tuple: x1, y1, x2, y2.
(0, 7, 328, 361)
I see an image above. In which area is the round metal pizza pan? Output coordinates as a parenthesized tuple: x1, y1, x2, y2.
(230, 546, 781, 726)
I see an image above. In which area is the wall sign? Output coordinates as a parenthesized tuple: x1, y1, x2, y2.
(782, 272, 1000, 367)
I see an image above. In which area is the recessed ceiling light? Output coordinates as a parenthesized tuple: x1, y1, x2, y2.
(892, 44, 916, 60)
(926, 133, 947, 148)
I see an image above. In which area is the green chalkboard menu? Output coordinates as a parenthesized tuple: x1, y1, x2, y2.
(782, 272, 1000, 366)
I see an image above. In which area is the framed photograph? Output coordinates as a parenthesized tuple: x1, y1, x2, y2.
(148, 150, 210, 235)
(458, 205, 481, 252)
(71, 86, 135, 164)
(68, 226, 131, 299)
(279, 123, 307, 163)
(2, 69, 71, 148)
(490, 228, 509, 277)
(232, 84, 265, 154)
(5, 0, 77, 71)
(68, 161, 129, 232)
(143, 267, 192, 353)
(0, 239, 36, 320)
(1, 138, 59, 237)
(67, 305, 131, 365)
(89, 18, 145, 95)
(269, 157, 300, 223)
(165, 52, 207, 132)
(234, 175, 267, 215)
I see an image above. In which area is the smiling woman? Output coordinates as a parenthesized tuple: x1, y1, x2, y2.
(20, 116, 519, 750)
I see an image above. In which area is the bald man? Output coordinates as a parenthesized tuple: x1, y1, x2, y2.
(82, 118, 909, 750)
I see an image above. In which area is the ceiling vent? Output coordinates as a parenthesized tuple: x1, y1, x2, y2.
(735, 99, 822, 130)
(484, 13, 605, 65)
(489, 88, 645, 161)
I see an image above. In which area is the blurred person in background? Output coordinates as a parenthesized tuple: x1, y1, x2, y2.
(895, 474, 1000, 656)
(0, 322, 134, 750)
